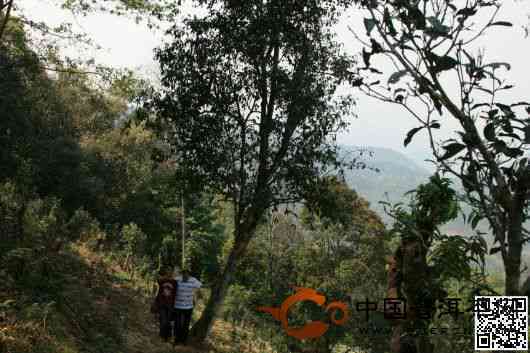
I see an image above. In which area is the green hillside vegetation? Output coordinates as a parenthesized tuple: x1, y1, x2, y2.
(341, 145, 530, 276)
(2, 1, 529, 353)
(0, 239, 274, 353)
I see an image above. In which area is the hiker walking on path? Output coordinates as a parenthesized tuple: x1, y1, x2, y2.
(173, 268, 202, 346)
(153, 267, 178, 342)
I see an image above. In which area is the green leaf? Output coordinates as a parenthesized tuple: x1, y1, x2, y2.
(490, 21, 513, 27)
(476, 235, 488, 253)
(430, 122, 441, 129)
(484, 62, 511, 71)
(425, 17, 451, 38)
(383, 8, 397, 36)
(510, 101, 530, 107)
(434, 55, 458, 73)
(404, 126, 424, 146)
(483, 123, 495, 141)
(350, 77, 363, 87)
(498, 132, 520, 140)
(495, 103, 513, 114)
(388, 70, 408, 84)
(504, 147, 523, 158)
(471, 103, 489, 110)
(456, 8, 477, 17)
(489, 246, 502, 255)
(425, 27, 452, 39)
(493, 140, 507, 154)
(408, 7, 426, 30)
(363, 18, 376, 36)
(362, 48, 371, 67)
(524, 126, 530, 144)
(488, 109, 499, 118)
(417, 77, 431, 95)
(471, 213, 482, 229)
(371, 39, 383, 53)
(439, 142, 466, 160)
(426, 16, 445, 31)
(501, 123, 513, 134)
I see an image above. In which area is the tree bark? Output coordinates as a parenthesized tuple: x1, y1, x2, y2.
(402, 239, 433, 353)
(387, 238, 435, 353)
(522, 275, 530, 298)
(504, 202, 524, 295)
(189, 227, 253, 342)
(0, 0, 13, 43)
(387, 248, 405, 353)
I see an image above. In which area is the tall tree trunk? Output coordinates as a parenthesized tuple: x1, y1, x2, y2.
(190, 191, 268, 343)
(401, 238, 433, 353)
(387, 238, 435, 353)
(504, 204, 524, 295)
(190, 232, 252, 342)
(387, 248, 405, 353)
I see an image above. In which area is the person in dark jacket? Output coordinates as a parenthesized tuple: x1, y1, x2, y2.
(154, 267, 178, 342)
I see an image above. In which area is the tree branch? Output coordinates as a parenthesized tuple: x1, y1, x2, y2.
(0, 0, 13, 43)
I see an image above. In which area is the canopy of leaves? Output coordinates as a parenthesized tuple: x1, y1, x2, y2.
(147, 0, 355, 214)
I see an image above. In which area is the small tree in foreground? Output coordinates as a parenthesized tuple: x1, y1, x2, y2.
(147, 0, 355, 342)
(352, 0, 530, 296)
(383, 174, 490, 353)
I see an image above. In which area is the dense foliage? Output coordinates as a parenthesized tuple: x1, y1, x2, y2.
(1, 0, 527, 352)
(352, 0, 530, 297)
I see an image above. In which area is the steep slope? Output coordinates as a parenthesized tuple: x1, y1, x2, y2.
(0, 242, 271, 353)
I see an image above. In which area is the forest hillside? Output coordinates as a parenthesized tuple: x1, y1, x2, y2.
(2, 1, 529, 353)
(1, 240, 271, 353)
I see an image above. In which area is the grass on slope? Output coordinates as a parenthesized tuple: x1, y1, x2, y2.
(1, 242, 274, 353)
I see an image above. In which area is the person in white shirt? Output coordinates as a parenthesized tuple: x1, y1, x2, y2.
(173, 268, 202, 345)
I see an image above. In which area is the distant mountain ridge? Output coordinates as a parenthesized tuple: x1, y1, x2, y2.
(338, 145, 529, 275)
(339, 145, 431, 225)
(338, 145, 489, 235)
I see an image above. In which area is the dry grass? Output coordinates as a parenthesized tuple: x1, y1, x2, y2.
(75, 243, 275, 353)
(1, 242, 276, 353)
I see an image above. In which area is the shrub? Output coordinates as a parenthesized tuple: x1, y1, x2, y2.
(22, 196, 66, 252)
(0, 181, 25, 251)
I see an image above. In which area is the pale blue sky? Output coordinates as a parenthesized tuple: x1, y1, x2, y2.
(20, 0, 530, 170)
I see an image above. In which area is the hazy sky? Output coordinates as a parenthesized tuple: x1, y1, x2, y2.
(21, 0, 530, 170)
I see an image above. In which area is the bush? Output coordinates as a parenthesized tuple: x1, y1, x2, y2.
(119, 223, 147, 275)
(121, 223, 147, 256)
(66, 209, 101, 241)
(0, 182, 25, 252)
(22, 196, 66, 252)
(3, 248, 34, 283)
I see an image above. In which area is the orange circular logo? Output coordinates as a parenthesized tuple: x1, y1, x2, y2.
(257, 287, 350, 340)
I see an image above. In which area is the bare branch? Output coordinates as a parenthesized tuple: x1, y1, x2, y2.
(0, 0, 13, 43)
